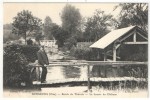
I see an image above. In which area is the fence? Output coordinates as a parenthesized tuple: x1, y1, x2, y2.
(29, 61, 148, 91)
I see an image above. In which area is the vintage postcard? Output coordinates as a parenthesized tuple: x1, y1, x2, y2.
(3, 2, 148, 98)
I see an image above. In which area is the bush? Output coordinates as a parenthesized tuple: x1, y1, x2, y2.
(3, 44, 39, 88)
(64, 37, 77, 50)
(4, 45, 28, 87)
(3, 27, 20, 43)
(70, 47, 103, 60)
(20, 45, 39, 62)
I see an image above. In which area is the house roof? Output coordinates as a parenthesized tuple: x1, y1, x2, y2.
(90, 26, 136, 49)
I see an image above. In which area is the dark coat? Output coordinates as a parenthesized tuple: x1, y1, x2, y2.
(37, 49, 49, 65)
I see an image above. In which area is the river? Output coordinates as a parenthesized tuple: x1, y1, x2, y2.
(46, 65, 88, 81)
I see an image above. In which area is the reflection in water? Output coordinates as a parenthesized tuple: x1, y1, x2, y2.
(47, 66, 66, 80)
(80, 66, 88, 79)
(46, 66, 88, 81)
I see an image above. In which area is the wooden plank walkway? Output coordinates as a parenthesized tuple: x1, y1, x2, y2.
(33, 77, 147, 85)
(29, 61, 148, 89)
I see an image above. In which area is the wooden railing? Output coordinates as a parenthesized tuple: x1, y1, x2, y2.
(28, 61, 148, 91)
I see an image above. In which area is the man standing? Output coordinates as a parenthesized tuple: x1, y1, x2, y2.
(37, 45, 49, 83)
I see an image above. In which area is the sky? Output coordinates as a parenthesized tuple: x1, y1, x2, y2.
(3, 3, 120, 25)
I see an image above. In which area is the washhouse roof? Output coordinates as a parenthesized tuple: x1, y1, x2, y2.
(90, 26, 136, 49)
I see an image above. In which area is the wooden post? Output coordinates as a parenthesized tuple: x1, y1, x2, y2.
(87, 65, 91, 91)
(133, 33, 136, 43)
(97, 49, 100, 59)
(38, 66, 41, 81)
(104, 50, 107, 61)
(113, 43, 117, 61)
(30, 67, 35, 82)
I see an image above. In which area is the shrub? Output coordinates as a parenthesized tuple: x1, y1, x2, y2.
(3, 44, 39, 88)
(20, 45, 39, 63)
(4, 45, 28, 87)
(70, 47, 103, 60)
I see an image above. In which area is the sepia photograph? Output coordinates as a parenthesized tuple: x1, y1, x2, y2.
(3, 2, 148, 98)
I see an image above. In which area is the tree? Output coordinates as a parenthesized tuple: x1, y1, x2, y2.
(35, 32, 44, 45)
(51, 24, 68, 47)
(61, 4, 82, 49)
(3, 24, 20, 43)
(114, 3, 148, 32)
(61, 4, 82, 37)
(64, 36, 77, 50)
(43, 16, 54, 39)
(12, 10, 42, 44)
(83, 10, 114, 41)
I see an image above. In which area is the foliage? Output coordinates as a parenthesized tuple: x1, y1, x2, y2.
(51, 24, 68, 47)
(3, 44, 40, 88)
(4, 45, 29, 87)
(12, 10, 43, 44)
(121, 45, 148, 78)
(83, 10, 114, 41)
(122, 65, 148, 78)
(20, 45, 40, 62)
(64, 29, 84, 50)
(34, 32, 44, 44)
(64, 36, 77, 50)
(119, 44, 148, 61)
(3, 24, 20, 43)
(70, 47, 103, 61)
(43, 16, 54, 39)
(61, 4, 82, 49)
(3, 29, 20, 43)
(115, 3, 148, 32)
(61, 4, 82, 35)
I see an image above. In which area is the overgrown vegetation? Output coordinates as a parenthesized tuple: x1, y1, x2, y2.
(3, 24, 20, 43)
(3, 44, 39, 88)
(70, 47, 103, 61)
